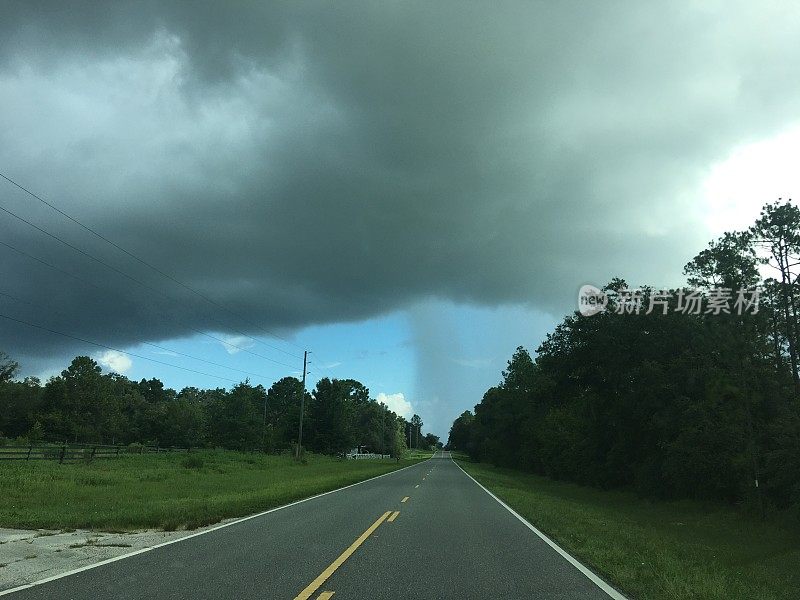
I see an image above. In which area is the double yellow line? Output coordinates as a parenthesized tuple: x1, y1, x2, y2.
(294, 485, 418, 599)
(294, 509, 398, 600)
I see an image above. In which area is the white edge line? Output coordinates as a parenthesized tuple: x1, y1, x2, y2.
(451, 458, 628, 600)
(0, 458, 431, 597)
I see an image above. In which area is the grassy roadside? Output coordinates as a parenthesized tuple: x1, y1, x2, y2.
(0, 451, 422, 531)
(456, 460, 799, 600)
(405, 449, 434, 459)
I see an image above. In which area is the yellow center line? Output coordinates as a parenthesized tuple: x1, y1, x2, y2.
(387, 510, 400, 522)
(401, 496, 409, 503)
(317, 593, 335, 600)
(293, 511, 391, 600)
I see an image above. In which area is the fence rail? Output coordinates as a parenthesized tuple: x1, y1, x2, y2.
(0, 443, 191, 463)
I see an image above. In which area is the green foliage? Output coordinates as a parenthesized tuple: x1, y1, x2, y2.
(446, 410, 474, 453)
(207, 381, 265, 451)
(0, 351, 19, 383)
(0, 451, 418, 530)
(449, 199, 800, 512)
(404, 413, 436, 451)
(181, 454, 205, 469)
(266, 377, 307, 451)
(460, 460, 800, 600)
(27, 420, 44, 443)
(307, 378, 358, 454)
(0, 354, 425, 460)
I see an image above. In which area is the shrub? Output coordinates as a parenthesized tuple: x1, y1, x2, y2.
(127, 443, 144, 454)
(181, 455, 204, 469)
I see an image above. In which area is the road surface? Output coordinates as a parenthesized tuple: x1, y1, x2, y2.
(2, 452, 624, 599)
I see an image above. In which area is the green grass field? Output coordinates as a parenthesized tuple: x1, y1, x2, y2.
(405, 449, 434, 459)
(0, 451, 420, 531)
(457, 460, 799, 600)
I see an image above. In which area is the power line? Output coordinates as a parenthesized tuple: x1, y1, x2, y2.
(0, 202, 158, 294)
(0, 239, 298, 370)
(141, 340, 276, 381)
(0, 291, 280, 382)
(0, 171, 305, 356)
(0, 311, 242, 384)
(0, 238, 296, 368)
(310, 355, 340, 374)
(0, 198, 301, 361)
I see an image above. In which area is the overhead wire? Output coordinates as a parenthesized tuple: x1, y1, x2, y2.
(0, 239, 298, 370)
(0, 312, 242, 384)
(0, 171, 304, 357)
(0, 173, 352, 378)
(0, 201, 301, 361)
(0, 290, 279, 383)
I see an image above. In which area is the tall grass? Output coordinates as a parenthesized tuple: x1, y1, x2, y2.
(457, 460, 799, 600)
(0, 451, 416, 531)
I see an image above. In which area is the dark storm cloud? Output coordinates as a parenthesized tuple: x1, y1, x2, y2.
(2, 1, 800, 358)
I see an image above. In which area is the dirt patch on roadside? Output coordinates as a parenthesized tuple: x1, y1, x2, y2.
(0, 521, 236, 591)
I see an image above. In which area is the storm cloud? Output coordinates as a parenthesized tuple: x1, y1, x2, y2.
(2, 1, 800, 362)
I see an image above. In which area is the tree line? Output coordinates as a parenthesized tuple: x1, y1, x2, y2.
(448, 200, 800, 513)
(0, 353, 438, 456)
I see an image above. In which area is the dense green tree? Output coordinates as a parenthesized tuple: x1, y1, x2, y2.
(207, 380, 266, 451)
(684, 231, 760, 290)
(52, 357, 111, 442)
(0, 358, 433, 458)
(752, 201, 800, 385)
(0, 351, 19, 383)
(423, 433, 439, 448)
(446, 410, 474, 452)
(307, 378, 358, 454)
(451, 200, 800, 512)
(265, 377, 309, 451)
(0, 372, 43, 439)
(407, 414, 423, 449)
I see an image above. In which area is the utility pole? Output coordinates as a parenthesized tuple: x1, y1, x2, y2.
(380, 404, 386, 456)
(295, 350, 308, 460)
(262, 392, 267, 451)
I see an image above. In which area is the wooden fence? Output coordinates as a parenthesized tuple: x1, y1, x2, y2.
(0, 443, 191, 463)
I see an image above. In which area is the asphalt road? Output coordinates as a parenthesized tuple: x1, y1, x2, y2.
(3, 452, 623, 599)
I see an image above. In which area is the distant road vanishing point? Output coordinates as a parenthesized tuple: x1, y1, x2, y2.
(2, 451, 626, 599)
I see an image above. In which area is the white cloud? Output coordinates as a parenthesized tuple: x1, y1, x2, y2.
(218, 335, 256, 355)
(376, 392, 413, 419)
(97, 350, 132, 374)
(703, 123, 800, 236)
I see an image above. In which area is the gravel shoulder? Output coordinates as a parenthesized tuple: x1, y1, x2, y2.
(0, 521, 236, 591)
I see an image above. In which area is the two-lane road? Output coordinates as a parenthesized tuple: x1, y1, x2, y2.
(2, 452, 625, 599)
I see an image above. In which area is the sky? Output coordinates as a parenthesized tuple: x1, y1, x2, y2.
(2, 2, 800, 438)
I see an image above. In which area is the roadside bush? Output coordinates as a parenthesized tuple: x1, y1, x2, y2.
(127, 442, 144, 454)
(181, 455, 204, 469)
